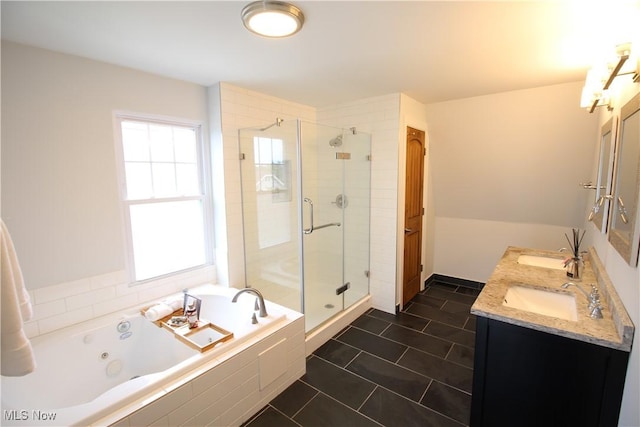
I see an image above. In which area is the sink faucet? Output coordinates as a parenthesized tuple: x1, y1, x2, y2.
(231, 288, 268, 317)
(561, 282, 603, 319)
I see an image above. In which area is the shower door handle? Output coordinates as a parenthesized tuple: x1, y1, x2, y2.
(303, 198, 314, 234)
(303, 197, 341, 234)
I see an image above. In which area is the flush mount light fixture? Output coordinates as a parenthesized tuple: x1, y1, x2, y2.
(241, 1, 304, 38)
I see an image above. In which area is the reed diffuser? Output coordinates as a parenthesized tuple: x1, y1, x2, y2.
(564, 228, 585, 280)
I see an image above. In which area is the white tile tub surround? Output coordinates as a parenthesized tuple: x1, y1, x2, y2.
(97, 312, 305, 427)
(4, 284, 304, 427)
(25, 266, 216, 339)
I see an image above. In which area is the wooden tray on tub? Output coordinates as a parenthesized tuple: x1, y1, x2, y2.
(141, 306, 233, 352)
(172, 321, 234, 352)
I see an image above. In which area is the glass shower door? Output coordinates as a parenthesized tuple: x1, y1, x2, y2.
(300, 121, 371, 331)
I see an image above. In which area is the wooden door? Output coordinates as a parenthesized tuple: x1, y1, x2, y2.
(403, 127, 425, 305)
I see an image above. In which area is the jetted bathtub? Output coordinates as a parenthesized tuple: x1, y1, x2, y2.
(0, 285, 300, 426)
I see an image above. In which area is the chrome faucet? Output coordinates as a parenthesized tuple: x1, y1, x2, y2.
(561, 282, 603, 318)
(231, 288, 268, 317)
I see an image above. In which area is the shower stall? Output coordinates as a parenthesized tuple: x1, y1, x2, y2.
(238, 119, 371, 332)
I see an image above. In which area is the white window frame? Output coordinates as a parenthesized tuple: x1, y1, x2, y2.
(113, 111, 214, 284)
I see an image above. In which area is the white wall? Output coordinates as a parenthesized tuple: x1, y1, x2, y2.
(1, 41, 210, 289)
(426, 81, 599, 282)
(1, 42, 217, 338)
(584, 78, 640, 427)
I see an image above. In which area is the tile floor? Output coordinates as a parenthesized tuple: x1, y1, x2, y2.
(244, 280, 481, 427)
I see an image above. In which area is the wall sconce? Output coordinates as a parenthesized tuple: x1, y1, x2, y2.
(580, 88, 612, 111)
(581, 42, 636, 113)
(580, 65, 612, 111)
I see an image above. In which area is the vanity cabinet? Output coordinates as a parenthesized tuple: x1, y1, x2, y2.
(470, 316, 630, 427)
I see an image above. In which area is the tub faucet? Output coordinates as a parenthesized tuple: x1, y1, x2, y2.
(231, 288, 268, 317)
(561, 282, 603, 319)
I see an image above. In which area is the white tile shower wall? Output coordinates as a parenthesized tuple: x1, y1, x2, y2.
(216, 83, 316, 288)
(24, 266, 216, 338)
(318, 94, 401, 313)
(215, 83, 400, 313)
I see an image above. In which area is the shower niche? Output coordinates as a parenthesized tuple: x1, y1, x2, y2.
(239, 119, 371, 332)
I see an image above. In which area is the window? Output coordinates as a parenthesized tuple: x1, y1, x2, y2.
(252, 136, 292, 248)
(115, 114, 211, 282)
(254, 137, 285, 192)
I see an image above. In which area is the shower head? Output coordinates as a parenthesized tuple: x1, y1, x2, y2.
(329, 134, 343, 147)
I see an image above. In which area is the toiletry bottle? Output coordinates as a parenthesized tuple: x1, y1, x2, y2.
(186, 303, 198, 328)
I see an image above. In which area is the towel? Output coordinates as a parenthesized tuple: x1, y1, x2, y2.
(1, 218, 36, 376)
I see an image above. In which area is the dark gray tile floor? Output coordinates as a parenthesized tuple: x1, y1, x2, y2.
(244, 281, 480, 427)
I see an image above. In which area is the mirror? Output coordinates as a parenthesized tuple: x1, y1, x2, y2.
(609, 92, 640, 266)
(589, 117, 617, 232)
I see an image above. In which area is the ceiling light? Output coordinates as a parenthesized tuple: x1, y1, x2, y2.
(241, 1, 304, 38)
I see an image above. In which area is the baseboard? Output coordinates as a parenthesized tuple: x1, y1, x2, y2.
(425, 274, 484, 290)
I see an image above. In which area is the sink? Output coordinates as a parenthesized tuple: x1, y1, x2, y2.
(502, 285, 578, 321)
(517, 255, 565, 270)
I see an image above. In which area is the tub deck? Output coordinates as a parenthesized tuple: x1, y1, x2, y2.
(1, 284, 305, 427)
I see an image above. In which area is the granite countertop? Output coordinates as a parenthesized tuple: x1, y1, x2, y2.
(471, 246, 634, 352)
